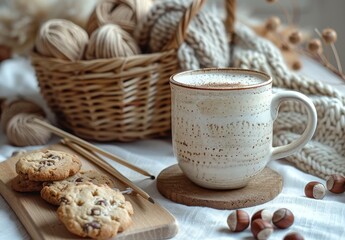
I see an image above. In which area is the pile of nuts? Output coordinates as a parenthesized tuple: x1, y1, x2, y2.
(227, 208, 302, 240)
(305, 174, 345, 199)
(227, 174, 345, 239)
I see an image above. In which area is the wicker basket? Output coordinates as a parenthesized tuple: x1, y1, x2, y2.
(31, 0, 236, 142)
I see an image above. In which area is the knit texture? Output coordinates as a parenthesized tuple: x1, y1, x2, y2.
(137, 0, 345, 179)
(233, 23, 345, 179)
(135, 0, 230, 70)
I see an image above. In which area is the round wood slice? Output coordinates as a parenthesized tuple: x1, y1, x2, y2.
(156, 164, 283, 210)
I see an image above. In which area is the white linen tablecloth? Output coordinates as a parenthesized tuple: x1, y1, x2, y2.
(0, 56, 345, 240)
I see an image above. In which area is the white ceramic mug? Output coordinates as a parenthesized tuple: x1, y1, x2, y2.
(170, 68, 317, 189)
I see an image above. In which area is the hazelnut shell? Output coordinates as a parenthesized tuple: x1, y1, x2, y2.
(284, 232, 305, 240)
(326, 174, 345, 194)
(227, 209, 250, 232)
(251, 209, 273, 223)
(304, 181, 326, 199)
(272, 208, 294, 229)
(251, 219, 273, 240)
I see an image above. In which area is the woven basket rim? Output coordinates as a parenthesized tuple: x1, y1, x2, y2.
(30, 49, 176, 64)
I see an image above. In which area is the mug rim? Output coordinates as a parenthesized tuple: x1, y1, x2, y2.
(170, 68, 272, 90)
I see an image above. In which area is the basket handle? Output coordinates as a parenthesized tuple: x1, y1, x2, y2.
(225, 0, 236, 41)
(162, 0, 206, 51)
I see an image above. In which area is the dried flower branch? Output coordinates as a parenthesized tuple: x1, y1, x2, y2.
(307, 28, 345, 80)
(254, 0, 345, 81)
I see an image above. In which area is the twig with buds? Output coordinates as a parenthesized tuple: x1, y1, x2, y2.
(259, 0, 345, 81)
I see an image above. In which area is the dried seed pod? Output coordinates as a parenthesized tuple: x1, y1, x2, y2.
(265, 16, 281, 32)
(307, 39, 322, 54)
(292, 61, 302, 70)
(272, 208, 294, 229)
(304, 181, 326, 199)
(326, 174, 345, 194)
(281, 43, 291, 51)
(251, 209, 273, 223)
(284, 232, 305, 240)
(227, 209, 250, 232)
(322, 28, 337, 44)
(289, 31, 302, 45)
(251, 219, 273, 240)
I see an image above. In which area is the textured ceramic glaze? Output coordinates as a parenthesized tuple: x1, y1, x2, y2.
(170, 68, 317, 189)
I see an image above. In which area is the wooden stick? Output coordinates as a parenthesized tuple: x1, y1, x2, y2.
(32, 118, 155, 179)
(61, 139, 154, 204)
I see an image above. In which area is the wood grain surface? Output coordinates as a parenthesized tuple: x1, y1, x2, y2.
(157, 164, 282, 210)
(0, 144, 178, 240)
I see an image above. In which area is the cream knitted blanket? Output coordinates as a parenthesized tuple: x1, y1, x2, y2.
(139, 0, 345, 179)
(233, 23, 345, 179)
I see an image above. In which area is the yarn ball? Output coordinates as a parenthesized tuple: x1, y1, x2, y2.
(86, 0, 153, 35)
(35, 19, 89, 61)
(85, 24, 140, 59)
(1, 99, 45, 132)
(6, 113, 52, 147)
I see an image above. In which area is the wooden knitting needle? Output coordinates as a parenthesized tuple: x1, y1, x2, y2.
(61, 139, 154, 204)
(32, 118, 155, 179)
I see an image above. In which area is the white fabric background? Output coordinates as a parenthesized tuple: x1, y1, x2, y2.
(0, 56, 345, 240)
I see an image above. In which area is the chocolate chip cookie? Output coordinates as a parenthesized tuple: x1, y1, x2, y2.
(11, 174, 44, 192)
(41, 170, 115, 205)
(15, 150, 81, 181)
(57, 183, 133, 239)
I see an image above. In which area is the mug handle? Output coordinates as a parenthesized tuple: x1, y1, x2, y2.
(270, 91, 317, 161)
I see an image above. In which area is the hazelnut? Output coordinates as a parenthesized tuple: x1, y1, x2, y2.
(0, 45, 11, 62)
(227, 209, 250, 232)
(326, 174, 345, 194)
(251, 209, 273, 223)
(251, 219, 273, 240)
(272, 208, 294, 229)
(304, 181, 326, 199)
(284, 232, 305, 240)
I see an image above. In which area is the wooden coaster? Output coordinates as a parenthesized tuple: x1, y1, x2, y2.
(157, 164, 282, 210)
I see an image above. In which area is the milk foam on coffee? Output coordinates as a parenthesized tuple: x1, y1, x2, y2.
(174, 70, 267, 88)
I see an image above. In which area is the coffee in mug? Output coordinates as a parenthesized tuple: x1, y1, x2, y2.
(170, 68, 317, 189)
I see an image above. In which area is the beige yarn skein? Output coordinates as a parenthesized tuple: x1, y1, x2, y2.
(1, 99, 45, 132)
(35, 19, 89, 61)
(86, 0, 153, 35)
(85, 24, 140, 59)
(6, 113, 52, 147)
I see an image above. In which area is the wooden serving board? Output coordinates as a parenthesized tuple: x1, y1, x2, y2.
(157, 164, 282, 210)
(0, 144, 178, 240)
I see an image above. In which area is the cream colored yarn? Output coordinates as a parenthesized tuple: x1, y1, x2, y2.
(1, 99, 45, 131)
(1, 99, 52, 146)
(136, 0, 230, 70)
(6, 113, 51, 147)
(233, 23, 345, 179)
(85, 24, 140, 59)
(86, 0, 153, 35)
(35, 19, 89, 61)
(0, 0, 97, 54)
